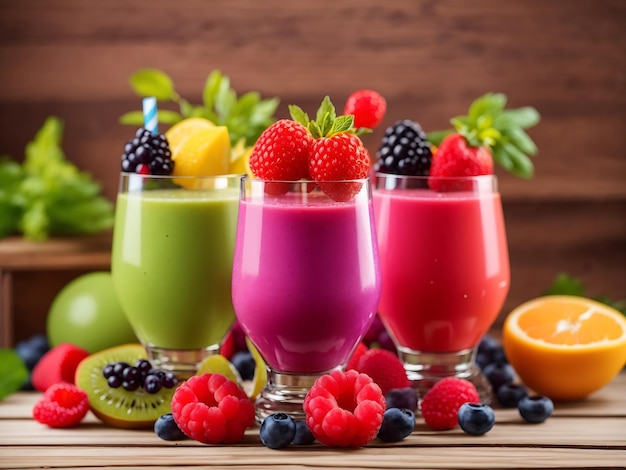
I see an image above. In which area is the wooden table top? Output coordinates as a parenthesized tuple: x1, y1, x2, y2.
(1, 373, 625, 469)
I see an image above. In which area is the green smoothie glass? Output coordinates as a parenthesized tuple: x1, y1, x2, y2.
(111, 173, 240, 378)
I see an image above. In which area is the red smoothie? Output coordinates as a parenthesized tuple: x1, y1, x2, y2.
(232, 190, 381, 374)
(373, 186, 510, 353)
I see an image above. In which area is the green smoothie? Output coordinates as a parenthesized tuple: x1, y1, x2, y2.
(111, 186, 239, 350)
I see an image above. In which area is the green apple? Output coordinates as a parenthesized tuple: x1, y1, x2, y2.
(47, 271, 137, 354)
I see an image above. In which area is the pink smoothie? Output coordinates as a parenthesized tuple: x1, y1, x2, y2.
(373, 188, 510, 353)
(232, 192, 381, 374)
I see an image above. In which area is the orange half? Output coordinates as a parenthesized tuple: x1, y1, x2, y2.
(503, 295, 626, 401)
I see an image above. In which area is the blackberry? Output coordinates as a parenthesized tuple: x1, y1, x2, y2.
(374, 119, 432, 176)
(121, 127, 174, 175)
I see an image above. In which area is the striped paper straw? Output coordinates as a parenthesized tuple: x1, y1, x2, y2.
(142, 97, 158, 135)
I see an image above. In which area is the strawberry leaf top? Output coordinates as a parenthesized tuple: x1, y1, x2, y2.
(289, 96, 371, 139)
(427, 93, 540, 179)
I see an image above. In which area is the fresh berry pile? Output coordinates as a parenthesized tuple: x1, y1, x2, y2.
(102, 359, 178, 394)
(32, 382, 89, 428)
(121, 127, 175, 175)
(170, 373, 255, 444)
(249, 96, 376, 201)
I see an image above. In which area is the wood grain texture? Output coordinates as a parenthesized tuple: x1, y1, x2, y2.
(1, 374, 625, 469)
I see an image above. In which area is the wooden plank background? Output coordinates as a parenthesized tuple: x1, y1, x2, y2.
(0, 0, 624, 342)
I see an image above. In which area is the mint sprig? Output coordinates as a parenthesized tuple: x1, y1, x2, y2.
(120, 69, 280, 147)
(289, 96, 370, 139)
(544, 273, 626, 316)
(427, 93, 540, 179)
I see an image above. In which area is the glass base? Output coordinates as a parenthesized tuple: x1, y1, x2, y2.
(144, 344, 220, 380)
(397, 347, 493, 407)
(254, 368, 338, 424)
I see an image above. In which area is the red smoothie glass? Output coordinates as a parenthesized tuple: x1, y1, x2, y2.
(373, 174, 510, 403)
(232, 178, 381, 422)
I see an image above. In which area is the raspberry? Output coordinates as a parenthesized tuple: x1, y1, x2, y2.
(170, 373, 255, 444)
(354, 348, 410, 395)
(343, 89, 387, 130)
(32, 383, 89, 428)
(249, 119, 312, 181)
(345, 342, 368, 371)
(420, 377, 480, 430)
(31, 343, 90, 392)
(303, 369, 385, 447)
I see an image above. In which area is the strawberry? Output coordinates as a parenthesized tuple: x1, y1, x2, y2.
(249, 119, 312, 181)
(343, 89, 387, 130)
(289, 96, 372, 201)
(31, 343, 90, 392)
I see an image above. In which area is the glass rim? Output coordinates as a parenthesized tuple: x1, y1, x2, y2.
(120, 172, 245, 180)
(242, 176, 372, 184)
(374, 172, 497, 182)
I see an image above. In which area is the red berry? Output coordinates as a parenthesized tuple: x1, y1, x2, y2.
(220, 330, 236, 360)
(429, 133, 493, 191)
(344, 90, 387, 130)
(303, 369, 385, 447)
(249, 119, 312, 181)
(32, 383, 89, 428)
(345, 342, 368, 371)
(308, 133, 370, 201)
(171, 373, 255, 444)
(31, 343, 90, 392)
(420, 377, 480, 430)
(354, 348, 410, 395)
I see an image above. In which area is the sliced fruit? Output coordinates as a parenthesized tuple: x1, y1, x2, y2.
(229, 139, 254, 176)
(75, 344, 175, 429)
(196, 354, 242, 384)
(245, 338, 267, 400)
(503, 295, 626, 401)
(172, 125, 230, 181)
(165, 117, 215, 158)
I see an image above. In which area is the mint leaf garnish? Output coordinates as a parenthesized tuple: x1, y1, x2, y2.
(0, 349, 29, 400)
(544, 273, 626, 316)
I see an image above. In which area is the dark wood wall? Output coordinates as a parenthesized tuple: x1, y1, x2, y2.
(0, 0, 624, 333)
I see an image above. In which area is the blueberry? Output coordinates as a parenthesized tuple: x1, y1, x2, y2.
(144, 374, 163, 394)
(291, 420, 315, 445)
(518, 395, 554, 423)
(102, 363, 116, 379)
(477, 335, 500, 357)
(122, 366, 141, 381)
(483, 362, 515, 392)
(231, 350, 256, 381)
(135, 359, 152, 374)
(476, 335, 507, 369)
(458, 403, 496, 435)
(497, 383, 529, 408)
(15, 334, 49, 370)
(162, 372, 178, 389)
(154, 413, 187, 441)
(377, 408, 415, 442)
(385, 387, 417, 411)
(260, 413, 296, 449)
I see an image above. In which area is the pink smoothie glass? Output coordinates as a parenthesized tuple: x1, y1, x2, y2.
(232, 178, 381, 422)
(373, 174, 510, 403)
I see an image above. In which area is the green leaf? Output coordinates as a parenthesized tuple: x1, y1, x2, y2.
(503, 127, 538, 156)
(119, 111, 146, 125)
(157, 110, 183, 125)
(426, 129, 454, 146)
(502, 142, 534, 178)
(496, 107, 541, 129)
(543, 273, 586, 296)
(315, 96, 336, 124)
(332, 115, 354, 134)
(492, 144, 515, 172)
(129, 69, 176, 100)
(179, 99, 194, 118)
(202, 70, 224, 111)
(234, 91, 260, 118)
(0, 349, 29, 400)
(289, 105, 309, 126)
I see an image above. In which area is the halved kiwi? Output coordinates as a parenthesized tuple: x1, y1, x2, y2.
(75, 344, 175, 429)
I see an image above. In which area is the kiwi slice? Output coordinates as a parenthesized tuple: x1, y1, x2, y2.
(75, 343, 176, 429)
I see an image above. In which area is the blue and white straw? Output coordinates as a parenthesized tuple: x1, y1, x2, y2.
(142, 97, 158, 135)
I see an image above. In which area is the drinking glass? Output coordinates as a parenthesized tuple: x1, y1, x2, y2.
(111, 173, 240, 378)
(373, 174, 510, 403)
(232, 178, 381, 422)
